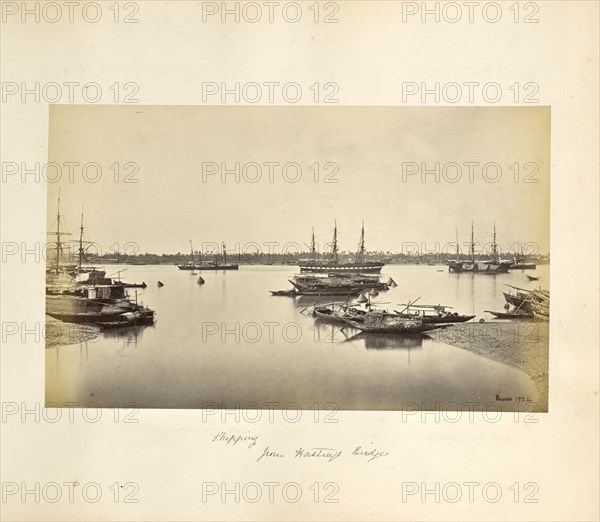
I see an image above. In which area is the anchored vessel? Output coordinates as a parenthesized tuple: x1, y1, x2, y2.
(298, 222, 387, 273)
(46, 196, 155, 327)
(289, 273, 388, 296)
(178, 241, 239, 270)
(312, 304, 442, 334)
(447, 223, 511, 274)
(337, 311, 446, 334)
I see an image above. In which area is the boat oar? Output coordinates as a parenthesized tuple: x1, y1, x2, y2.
(398, 296, 421, 314)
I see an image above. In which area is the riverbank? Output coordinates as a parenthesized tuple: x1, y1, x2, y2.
(436, 321, 549, 412)
(45, 316, 101, 347)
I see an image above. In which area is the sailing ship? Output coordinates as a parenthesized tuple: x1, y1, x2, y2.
(447, 223, 511, 274)
(177, 241, 239, 270)
(46, 190, 77, 277)
(46, 196, 155, 326)
(298, 222, 387, 273)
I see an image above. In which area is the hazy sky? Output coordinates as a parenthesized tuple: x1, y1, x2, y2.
(48, 105, 550, 257)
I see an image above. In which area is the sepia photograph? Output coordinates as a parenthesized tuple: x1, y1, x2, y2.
(3, 1, 599, 521)
(45, 105, 550, 411)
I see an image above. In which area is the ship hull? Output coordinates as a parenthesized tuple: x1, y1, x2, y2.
(178, 264, 239, 270)
(448, 261, 510, 273)
(502, 292, 533, 312)
(298, 262, 385, 274)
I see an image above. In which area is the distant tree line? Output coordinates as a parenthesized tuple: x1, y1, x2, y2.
(90, 250, 549, 265)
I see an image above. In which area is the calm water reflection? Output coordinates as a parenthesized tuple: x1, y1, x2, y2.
(46, 264, 547, 410)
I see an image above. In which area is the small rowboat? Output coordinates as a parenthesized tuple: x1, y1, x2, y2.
(485, 310, 533, 319)
(270, 289, 297, 296)
(97, 310, 155, 328)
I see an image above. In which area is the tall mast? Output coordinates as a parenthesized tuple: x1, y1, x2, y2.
(331, 220, 338, 264)
(55, 191, 62, 271)
(455, 227, 460, 258)
(356, 220, 365, 264)
(492, 222, 498, 260)
(48, 189, 72, 272)
(189, 240, 194, 264)
(222, 242, 227, 266)
(311, 227, 316, 262)
(470, 222, 475, 262)
(78, 207, 84, 270)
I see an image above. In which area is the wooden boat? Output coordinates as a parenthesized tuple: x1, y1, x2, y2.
(290, 273, 388, 296)
(313, 304, 391, 324)
(46, 298, 154, 325)
(503, 284, 549, 313)
(338, 312, 446, 334)
(298, 222, 387, 273)
(527, 275, 540, 281)
(270, 289, 297, 296)
(485, 310, 534, 319)
(313, 306, 357, 323)
(503, 291, 533, 311)
(97, 310, 155, 328)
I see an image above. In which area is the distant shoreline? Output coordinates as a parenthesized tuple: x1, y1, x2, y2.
(82, 261, 551, 267)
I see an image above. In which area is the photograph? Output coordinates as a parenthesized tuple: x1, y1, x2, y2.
(45, 105, 550, 411)
(3, 2, 598, 520)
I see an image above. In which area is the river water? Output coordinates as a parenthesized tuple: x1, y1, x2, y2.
(46, 264, 549, 410)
